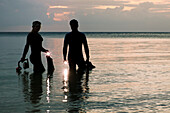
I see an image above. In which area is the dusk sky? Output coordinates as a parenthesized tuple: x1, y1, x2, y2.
(1, 0, 170, 32)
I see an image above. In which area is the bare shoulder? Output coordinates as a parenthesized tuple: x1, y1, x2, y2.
(79, 32, 86, 38)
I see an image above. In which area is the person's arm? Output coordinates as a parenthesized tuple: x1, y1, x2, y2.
(63, 35, 68, 61)
(83, 34, 90, 62)
(21, 36, 30, 62)
(41, 47, 48, 52)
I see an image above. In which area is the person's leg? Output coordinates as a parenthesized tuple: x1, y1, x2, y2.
(30, 55, 45, 73)
(33, 62, 45, 73)
(77, 58, 86, 73)
(68, 58, 76, 72)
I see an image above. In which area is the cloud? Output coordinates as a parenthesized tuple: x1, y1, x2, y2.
(46, 0, 168, 23)
(71, 2, 170, 32)
(94, 5, 118, 9)
(1, 0, 170, 32)
(53, 12, 75, 21)
(49, 6, 68, 9)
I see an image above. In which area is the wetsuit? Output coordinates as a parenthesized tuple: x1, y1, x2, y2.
(63, 31, 89, 70)
(26, 32, 46, 73)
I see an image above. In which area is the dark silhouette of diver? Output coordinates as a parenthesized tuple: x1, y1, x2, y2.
(63, 19, 90, 71)
(21, 21, 48, 73)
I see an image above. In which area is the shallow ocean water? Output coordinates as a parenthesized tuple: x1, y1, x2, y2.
(0, 33, 170, 113)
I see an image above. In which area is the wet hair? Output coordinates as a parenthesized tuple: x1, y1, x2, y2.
(70, 19, 78, 26)
(32, 21, 41, 27)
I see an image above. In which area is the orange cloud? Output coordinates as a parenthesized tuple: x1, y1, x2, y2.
(94, 5, 135, 11)
(123, 6, 135, 11)
(53, 12, 74, 21)
(49, 6, 68, 9)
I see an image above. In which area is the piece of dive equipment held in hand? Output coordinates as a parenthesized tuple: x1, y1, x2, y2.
(45, 51, 55, 75)
(16, 58, 29, 73)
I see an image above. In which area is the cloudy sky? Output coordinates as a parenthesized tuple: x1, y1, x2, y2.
(1, 0, 170, 32)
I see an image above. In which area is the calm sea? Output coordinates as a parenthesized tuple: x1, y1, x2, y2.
(0, 32, 170, 113)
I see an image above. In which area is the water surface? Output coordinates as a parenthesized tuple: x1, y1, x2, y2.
(0, 32, 170, 112)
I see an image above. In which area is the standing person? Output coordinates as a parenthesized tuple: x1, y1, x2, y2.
(21, 21, 48, 73)
(63, 19, 90, 71)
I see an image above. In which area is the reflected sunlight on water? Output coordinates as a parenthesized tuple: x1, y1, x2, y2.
(1, 35, 170, 112)
(63, 69, 68, 82)
(46, 77, 50, 103)
(29, 38, 170, 112)
(86, 38, 170, 113)
(63, 68, 69, 94)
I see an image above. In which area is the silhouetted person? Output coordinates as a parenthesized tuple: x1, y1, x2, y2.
(21, 21, 48, 73)
(63, 19, 89, 71)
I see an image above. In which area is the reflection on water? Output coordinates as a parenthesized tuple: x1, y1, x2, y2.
(18, 72, 43, 112)
(62, 67, 90, 113)
(63, 68, 69, 99)
(46, 73, 53, 113)
(11, 38, 170, 112)
(46, 77, 50, 103)
(18, 70, 54, 112)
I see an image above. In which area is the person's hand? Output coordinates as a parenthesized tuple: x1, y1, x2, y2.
(63, 60, 68, 65)
(45, 49, 49, 52)
(63, 56, 66, 61)
(86, 58, 89, 63)
(45, 51, 51, 57)
(42, 48, 49, 53)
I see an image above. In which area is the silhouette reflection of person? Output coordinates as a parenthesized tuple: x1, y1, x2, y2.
(21, 21, 48, 73)
(63, 69, 90, 113)
(19, 72, 43, 112)
(29, 74, 43, 105)
(63, 19, 90, 71)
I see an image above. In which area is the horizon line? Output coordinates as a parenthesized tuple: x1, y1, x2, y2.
(1, 31, 170, 33)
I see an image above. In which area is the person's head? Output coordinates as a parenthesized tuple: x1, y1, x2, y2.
(32, 21, 41, 32)
(70, 19, 78, 31)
